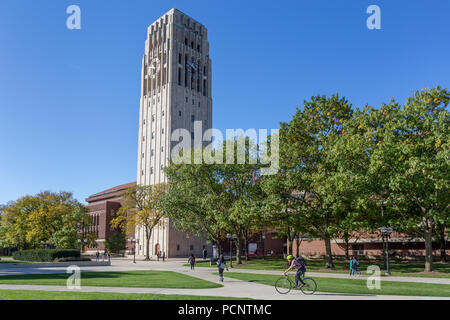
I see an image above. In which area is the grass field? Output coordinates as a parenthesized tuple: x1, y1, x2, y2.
(0, 270, 222, 289)
(220, 272, 450, 297)
(194, 258, 450, 278)
(0, 289, 247, 300)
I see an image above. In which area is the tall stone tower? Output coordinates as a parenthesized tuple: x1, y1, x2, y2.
(136, 9, 212, 258)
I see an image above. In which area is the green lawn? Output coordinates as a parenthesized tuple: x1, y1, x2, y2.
(0, 289, 247, 300)
(0, 270, 222, 289)
(193, 258, 450, 278)
(220, 272, 450, 297)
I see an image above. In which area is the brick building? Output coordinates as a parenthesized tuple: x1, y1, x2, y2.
(219, 230, 286, 258)
(85, 182, 136, 252)
(290, 231, 448, 259)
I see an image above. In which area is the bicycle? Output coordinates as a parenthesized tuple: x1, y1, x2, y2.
(275, 273, 317, 295)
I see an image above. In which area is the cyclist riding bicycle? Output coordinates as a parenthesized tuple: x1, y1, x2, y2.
(284, 254, 306, 287)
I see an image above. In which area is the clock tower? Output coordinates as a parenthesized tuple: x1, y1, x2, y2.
(136, 8, 213, 258)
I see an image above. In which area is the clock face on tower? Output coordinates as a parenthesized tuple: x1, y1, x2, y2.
(186, 58, 202, 80)
(148, 58, 160, 79)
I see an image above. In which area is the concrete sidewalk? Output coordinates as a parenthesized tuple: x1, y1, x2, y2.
(192, 267, 450, 285)
(1, 259, 449, 284)
(0, 259, 449, 300)
(0, 275, 447, 301)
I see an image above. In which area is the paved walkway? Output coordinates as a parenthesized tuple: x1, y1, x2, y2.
(193, 267, 450, 285)
(0, 259, 448, 300)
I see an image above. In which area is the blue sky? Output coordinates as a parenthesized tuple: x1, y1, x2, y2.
(0, 0, 448, 204)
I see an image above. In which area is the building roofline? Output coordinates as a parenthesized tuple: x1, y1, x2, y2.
(86, 182, 136, 202)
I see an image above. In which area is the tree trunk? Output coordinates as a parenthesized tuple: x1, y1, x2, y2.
(145, 228, 151, 261)
(244, 229, 249, 261)
(344, 232, 350, 260)
(324, 233, 335, 268)
(438, 227, 447, 262)
(236, 238, 242, 264)
(440, 237, 447, 262)
(288, 238, 293, 256)
(295, 236, 300, 257)
(424, 227, 433, 272)
(216, 241, 221, 258)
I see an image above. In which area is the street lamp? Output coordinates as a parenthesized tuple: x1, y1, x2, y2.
(261, 233, 266, 260)
(379, 227, 393, 275)
(129, 237, 139, 263)
(226, 233, 237, 268)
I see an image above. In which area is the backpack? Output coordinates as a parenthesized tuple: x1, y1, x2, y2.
(296, 257, 307, 267)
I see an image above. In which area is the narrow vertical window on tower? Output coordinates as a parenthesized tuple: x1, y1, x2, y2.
(203, 79, 207, 96)
(178, 68, 182, 86)
(184, 55, 188, 87)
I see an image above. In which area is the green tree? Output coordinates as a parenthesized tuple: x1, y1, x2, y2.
(161, 139, 264, 265)
(161, 156, 226, 255)
(275, 94, 354, 268)
(104, 233, 127, 254)
(369, 87, 450, 271)
(0, 192, 90, 249)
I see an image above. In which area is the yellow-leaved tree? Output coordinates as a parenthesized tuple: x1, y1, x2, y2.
(111, 184, 167, 260)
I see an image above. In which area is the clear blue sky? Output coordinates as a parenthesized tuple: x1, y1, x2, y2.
(0, 0, 448, 204)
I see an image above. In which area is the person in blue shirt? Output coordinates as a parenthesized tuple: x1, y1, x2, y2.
(350, 256, 361, 276)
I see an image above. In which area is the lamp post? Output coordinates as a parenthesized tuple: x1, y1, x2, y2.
(226, 234, 232, 268)
(379, 227, 393, 275)
(261, 233, 266, 260)
(129, 237, 139, 264)
(226, 233, 238, 268)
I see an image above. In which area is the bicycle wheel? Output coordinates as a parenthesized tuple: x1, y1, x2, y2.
(275, 277, 292, 294)
(299, 278, 317, 295)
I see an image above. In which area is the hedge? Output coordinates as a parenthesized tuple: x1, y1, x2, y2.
(12, 249, 80, 262)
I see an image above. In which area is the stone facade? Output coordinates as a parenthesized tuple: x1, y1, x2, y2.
(136, 8, 212, 258)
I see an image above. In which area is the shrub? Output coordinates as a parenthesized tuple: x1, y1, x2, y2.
(12, 249, 80, 262)
(104, 233, 127, 254)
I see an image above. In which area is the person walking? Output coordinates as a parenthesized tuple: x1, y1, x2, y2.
(102, 250, 106, 261)
(162, 251, 165, 262)
(349, 256, 353, 276)
(351, 256, 361, 276)
(188, 254, 196, 271)
(95, 251, 99, 262)
(203, 248, 208, 260)
(217, 255, 229, 282)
